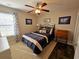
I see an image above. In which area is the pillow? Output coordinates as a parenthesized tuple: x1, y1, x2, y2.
(45, 27, 51, 33)
(42, 30, 46, 33)
(49, 28, 53, 35)
(39, 30, 42, 33)
(39, 28, 46, 33)
(39, 26, 54, 34)
(39, 30, 46, 33)
(46, 27, 54, 35)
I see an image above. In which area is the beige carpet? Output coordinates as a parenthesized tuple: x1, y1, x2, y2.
(10, 41, 57, 59)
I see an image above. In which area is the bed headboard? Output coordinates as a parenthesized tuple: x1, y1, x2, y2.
(37, 24, 55, 41)
(39, 24, 55, 35)
(40, 24, 55, 28)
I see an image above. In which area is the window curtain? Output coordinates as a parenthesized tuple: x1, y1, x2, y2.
(13, 13, 19, 35)
(13, 13, 20, 41)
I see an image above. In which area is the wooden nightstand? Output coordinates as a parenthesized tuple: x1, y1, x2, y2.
(56, 30, 69, 44)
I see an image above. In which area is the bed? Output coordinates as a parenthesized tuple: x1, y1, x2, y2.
(22, 25, 55, 54)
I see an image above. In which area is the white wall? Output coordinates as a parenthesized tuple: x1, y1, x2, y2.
(17, 11, 38, 35)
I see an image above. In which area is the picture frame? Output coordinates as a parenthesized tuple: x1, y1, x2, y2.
(44, 18, 51, 24)
(59, 16, 71, 24)
(25, 19, 32, 25)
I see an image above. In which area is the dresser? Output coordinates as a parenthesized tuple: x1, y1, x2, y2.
(56, 30, 69, 44)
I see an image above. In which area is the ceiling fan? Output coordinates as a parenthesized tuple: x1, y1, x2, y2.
(25, 2, 49, 14)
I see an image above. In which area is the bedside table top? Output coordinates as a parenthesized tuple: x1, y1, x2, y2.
(56, 30, 69, 40)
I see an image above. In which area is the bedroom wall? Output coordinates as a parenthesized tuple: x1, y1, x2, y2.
(37, 9, 78, 44)
(0, 5, 37, 36)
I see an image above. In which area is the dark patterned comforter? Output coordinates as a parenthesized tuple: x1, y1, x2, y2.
(22, 32, 54, 54)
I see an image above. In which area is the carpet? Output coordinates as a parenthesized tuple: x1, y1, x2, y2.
(49, 42, 74, 59)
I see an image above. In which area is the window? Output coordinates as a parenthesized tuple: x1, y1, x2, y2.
(0, 13, 17, 36)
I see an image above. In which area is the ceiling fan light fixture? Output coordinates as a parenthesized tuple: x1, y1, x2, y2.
(25, 2, 49, 14)
(35, 9, 41, 14)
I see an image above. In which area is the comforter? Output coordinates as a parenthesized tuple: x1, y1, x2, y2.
(22, 32, 54, 54)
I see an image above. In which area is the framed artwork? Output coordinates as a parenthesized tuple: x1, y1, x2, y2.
(25, 19, 32, 25)
(59, 16, 71, 24)
(44, 18, 51, 24)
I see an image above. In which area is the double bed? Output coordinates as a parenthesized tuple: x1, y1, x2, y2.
(22, 25, 55, 54)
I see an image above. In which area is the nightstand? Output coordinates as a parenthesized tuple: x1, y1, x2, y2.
(56, 30, 69, 44)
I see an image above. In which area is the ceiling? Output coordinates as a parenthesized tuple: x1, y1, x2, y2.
(0, 0, 79, 12)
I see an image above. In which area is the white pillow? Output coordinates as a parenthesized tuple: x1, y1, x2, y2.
(42, 30, 46, 33)
(39, 30, 46, 33)
(49, 28, 53, 35)
(39, 30, 42, 33)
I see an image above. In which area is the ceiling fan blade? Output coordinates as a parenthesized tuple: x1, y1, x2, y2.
(25, 4, 34, 8)
(42, 9, 49, 12)
(41, 3, 47, 7)
(27, 10, 34, 13)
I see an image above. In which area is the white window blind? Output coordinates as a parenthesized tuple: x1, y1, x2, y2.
(0, 13, 17, 36)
